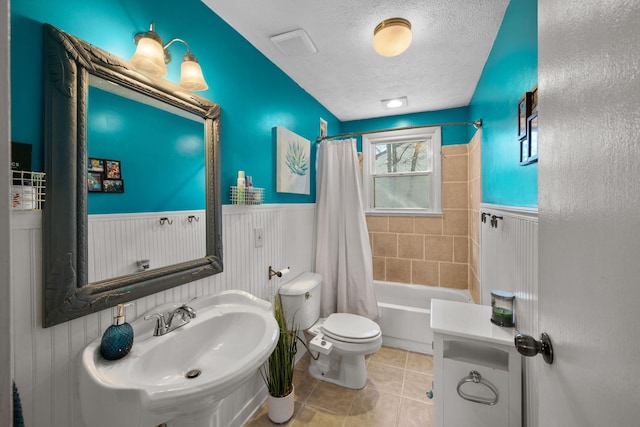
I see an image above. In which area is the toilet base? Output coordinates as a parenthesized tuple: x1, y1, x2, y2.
(309, 353, 368, 389)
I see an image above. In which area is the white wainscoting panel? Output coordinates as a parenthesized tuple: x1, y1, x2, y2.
(480, 203, 538, 427)
(11, 203, 316, 427)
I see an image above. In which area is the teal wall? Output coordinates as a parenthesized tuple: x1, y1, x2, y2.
(11, 0, 537, 209)
(11, 0, 339, 205)
(341, 107, 473, 149)
(469, 0, 538, 207)
(87, 87, 205, 214)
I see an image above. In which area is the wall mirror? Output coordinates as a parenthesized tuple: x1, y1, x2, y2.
(43, 24, 222, 327)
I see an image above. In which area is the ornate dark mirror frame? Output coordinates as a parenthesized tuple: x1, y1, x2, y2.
(42, 24, 223, 327)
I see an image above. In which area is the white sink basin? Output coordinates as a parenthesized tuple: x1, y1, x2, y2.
(79, 290, 279, 427)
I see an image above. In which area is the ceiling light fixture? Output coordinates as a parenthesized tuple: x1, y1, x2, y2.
(373, 18, 412, 57)
(382, 96, 408, 109)
(131, 22, 208, 91)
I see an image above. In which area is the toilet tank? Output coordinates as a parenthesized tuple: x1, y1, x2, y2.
(278, 272, 322, 330)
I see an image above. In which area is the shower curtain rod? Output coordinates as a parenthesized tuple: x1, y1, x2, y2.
(317, 119, 482, 142)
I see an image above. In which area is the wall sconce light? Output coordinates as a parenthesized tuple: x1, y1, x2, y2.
(130, 22, 208, 91)
(373, 18, 412, 57)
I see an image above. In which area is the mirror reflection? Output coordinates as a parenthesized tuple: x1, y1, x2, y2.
(86, 77, 207, 282)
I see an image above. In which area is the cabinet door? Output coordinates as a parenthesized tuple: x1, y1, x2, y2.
(443, 358, 509, 427)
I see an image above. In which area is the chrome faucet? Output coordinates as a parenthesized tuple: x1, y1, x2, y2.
(144, 302, 197, 336)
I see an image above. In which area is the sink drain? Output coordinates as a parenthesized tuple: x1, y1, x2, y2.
(185, 369, 201, 379)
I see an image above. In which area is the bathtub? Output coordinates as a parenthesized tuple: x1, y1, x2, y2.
(374, 281, 473, 354)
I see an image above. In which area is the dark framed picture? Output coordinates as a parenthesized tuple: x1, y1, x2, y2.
(105, 159, 121, 179)
(528, 113, 538, 162)
(531, 85, 538, 114)
(88, 158, 104, 173)
(520, 113, 538, 165)
(517, 92, 532, 139)
(87, 171, 103, 192)
(103, 179, 124, 193)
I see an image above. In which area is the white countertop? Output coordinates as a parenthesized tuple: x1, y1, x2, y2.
(430, 299, 515, 346)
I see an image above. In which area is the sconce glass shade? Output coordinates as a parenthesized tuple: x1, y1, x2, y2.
(179, 53, 208, 91)
(373, 18, 412, 57)
(131, 34, 167, 77)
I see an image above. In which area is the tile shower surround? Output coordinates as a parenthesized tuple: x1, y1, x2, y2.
(367, 134, 482, 302)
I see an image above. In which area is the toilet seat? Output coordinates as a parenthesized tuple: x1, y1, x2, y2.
(321, 313, 381, 344)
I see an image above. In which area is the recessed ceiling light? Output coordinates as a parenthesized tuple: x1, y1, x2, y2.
(381, 96, 408, 109)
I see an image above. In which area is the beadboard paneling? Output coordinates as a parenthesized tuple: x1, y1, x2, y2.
(480, 203, 538, 427)
(11, 204, 315, 427)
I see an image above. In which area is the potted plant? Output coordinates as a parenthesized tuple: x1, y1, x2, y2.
(260, 296, 298, 423)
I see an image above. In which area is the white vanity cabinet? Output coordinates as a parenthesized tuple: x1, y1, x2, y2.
(431, 299, 522, 427)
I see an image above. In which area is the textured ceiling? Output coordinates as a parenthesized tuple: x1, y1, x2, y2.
(202, 0, 509, 121)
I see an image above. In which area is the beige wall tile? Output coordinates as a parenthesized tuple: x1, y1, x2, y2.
(398, 234, 424, 259)
(454, 236, 469, 263)
(424, 235, 454, 262)
(386, 258, 411, 283)
(414, 216, 443, 235)
(372, 233, 397, 257)
(469, 267, 480, 304)
(469, 210, 480, 244)
(411, 260, 439, 286)
(389, 216, 414, 233)
(373, 257, 386, 281)
(470, 240, 480, 276)
(442, 144, 468, 156)
(443, 182, 469, 209)
(469, 177, 481, 210)
(366, 215, 388, 232)
(442, 154, 468, 183)
(443, 209, 468, 236)
(440, 262, 468, 289)
(469, 141, 481, 181)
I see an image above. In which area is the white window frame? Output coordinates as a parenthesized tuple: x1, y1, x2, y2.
(362, 126, 442, 216)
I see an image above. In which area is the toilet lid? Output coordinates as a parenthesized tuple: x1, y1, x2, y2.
(321, 313, 381, 342)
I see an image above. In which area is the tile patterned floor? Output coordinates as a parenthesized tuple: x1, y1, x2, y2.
(246, 346, 434, 427)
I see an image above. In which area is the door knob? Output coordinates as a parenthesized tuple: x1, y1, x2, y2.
(514, 332, 554, 364)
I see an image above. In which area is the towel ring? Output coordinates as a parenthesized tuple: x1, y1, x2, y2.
(456, 370, 499, 406)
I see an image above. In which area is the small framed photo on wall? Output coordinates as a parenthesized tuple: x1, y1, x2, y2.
(528, 113, 538, 161)
(88, 158, 104, 173)
(517, 92, 532, 139)
(104, 159, 121, 179)
(103, 179, 124, 193)
(520, 113, 538, 165)
(87, 171, 103, 192)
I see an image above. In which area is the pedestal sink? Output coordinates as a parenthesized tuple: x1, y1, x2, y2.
(79, 290, 279, 427)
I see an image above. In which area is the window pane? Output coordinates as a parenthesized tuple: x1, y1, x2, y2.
(374, 175, 430, 209)
(374, 140, 431, 174)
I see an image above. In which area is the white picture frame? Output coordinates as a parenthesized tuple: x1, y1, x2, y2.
(276, 126, 310, 194)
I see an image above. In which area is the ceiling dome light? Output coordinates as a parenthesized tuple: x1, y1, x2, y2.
(373, 18, 412, 57)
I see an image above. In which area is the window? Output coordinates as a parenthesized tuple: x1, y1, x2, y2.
(362, 127, 442, 215)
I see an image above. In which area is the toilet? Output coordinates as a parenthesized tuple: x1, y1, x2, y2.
(279, 272, 382, 389)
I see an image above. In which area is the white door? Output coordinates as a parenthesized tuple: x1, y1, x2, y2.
(538, 1, 640, 425)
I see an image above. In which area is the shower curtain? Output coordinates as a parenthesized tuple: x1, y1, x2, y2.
(315, 139, 378, 320)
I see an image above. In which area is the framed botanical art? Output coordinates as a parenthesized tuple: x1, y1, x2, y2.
(276, 126, 310, 195)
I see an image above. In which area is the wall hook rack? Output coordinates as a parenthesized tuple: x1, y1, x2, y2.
(159, 217, 173, 225)
(490, 214, 503, 228)
(187, 215, 199, 223)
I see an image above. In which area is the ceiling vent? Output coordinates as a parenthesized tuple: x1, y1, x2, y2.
(270, 29, 318, 57)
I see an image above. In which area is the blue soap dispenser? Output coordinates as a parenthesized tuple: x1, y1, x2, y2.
(100, 303, 134, 361)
